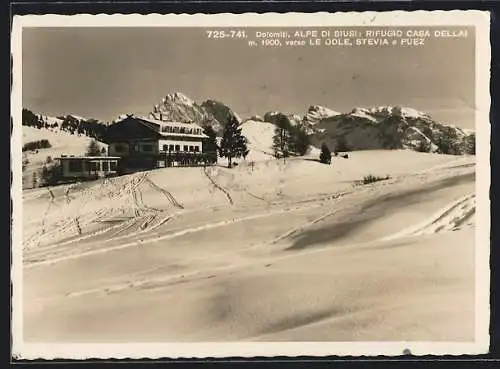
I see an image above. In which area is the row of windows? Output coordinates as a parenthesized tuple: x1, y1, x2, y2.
(68, 160, 118, 172)
(162, 144, 200, 152)
(113, 143, 200, 153)
(161, 126, 203, 135)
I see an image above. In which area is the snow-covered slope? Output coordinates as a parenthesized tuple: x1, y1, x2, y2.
(21, 150, 476, 343)
(239, 120, 277, 161)
(37, 115, 64, 128)
(22, 126, 107, 189)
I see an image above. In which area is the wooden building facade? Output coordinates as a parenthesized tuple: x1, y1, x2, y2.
(105, 115, 213, 169)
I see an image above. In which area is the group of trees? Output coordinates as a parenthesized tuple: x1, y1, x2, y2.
(22, 139, 52, 152)
(86, 139, 107, 156)
(39, 162, 61, 187)
(59, 116, 108, 142)
(22, 108, 108, 142)
(271, 115, 311, 162)
(417, 132, 476, 156)
(22, 109, 53, 129)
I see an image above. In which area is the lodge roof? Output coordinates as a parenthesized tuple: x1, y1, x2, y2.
(116, 114, 204, 129)
(111, 114, 208, 138)
(160, 132, 209, 139)
(140, 116, 203, 129)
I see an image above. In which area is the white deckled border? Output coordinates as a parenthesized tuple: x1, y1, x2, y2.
(11, 10, 491, 359)
(10, 11, 491, 27)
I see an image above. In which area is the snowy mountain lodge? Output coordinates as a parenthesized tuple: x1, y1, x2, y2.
(105, 115, 211, 169)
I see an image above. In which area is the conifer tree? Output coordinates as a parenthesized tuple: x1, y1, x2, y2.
(319, 143, 332, 164)
(272, 115, 293, 163)
(273, 126, 291, 163)
(86, 139, 102, 156)
(32, 172, 37, 188)
(203, 125, 219, 164)
(291, 123, 310, 156)
(219, 114, 249, 168)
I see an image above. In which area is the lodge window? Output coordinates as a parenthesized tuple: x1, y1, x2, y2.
(163, 144, 168, 151)
(69, 160, 83, 172)
(189, 146, 194, 152)
(194, 146, 199, 152)
(183, 145, 188, 152)
(102, 161, 109, 171)
(110, 161, 117, 171)
(91, 162, 99, 171)
(169, 145, 175, 151)
(175, 145, 180, 151)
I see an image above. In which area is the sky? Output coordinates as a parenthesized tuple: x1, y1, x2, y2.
(22, 27, 475, 128)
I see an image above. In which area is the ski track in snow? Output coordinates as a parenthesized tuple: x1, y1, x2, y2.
(24, 186, 356, 269)
(25, 168, 471, 270)
(25, 172, 188, 259)
(25, 160, 470, 263)
(145, 177, 184, 209)
(23, 154, 475, 270)
(202, 167, 234, 205)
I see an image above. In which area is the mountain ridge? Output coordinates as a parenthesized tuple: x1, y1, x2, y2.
(22, 92, 475, 156)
